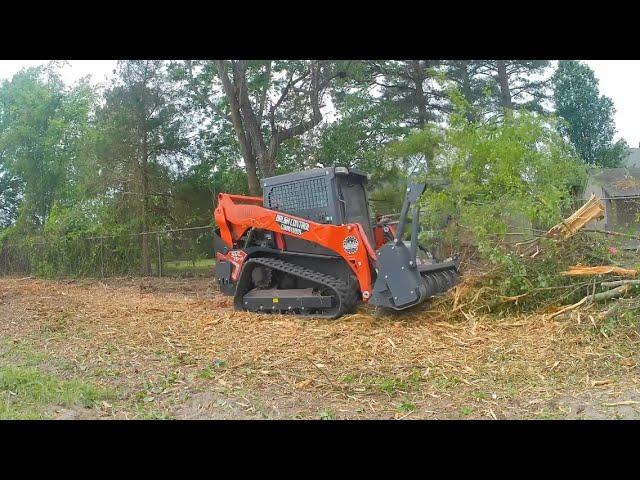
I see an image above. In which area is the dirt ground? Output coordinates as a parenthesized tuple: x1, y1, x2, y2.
(1, 276, 639, 420)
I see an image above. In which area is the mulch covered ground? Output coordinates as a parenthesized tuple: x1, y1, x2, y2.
(1, 276, 639, 419)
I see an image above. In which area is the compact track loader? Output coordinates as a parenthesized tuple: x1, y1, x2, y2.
(213, 166, 459, 319)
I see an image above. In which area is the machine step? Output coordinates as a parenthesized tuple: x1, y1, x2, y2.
(243, 288, 333, 312)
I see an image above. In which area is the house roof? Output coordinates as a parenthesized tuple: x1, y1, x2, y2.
(589, 167, 640, 197)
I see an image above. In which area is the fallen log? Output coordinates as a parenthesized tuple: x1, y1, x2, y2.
(591, 284, 631, 302)
(600, 279, 640, 288)
(560, 265, 638, 277)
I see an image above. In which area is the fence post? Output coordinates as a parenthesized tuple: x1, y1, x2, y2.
(100, 236, 105, 278)
(157, 232, 162, 277)
(62, 237, 67, 277)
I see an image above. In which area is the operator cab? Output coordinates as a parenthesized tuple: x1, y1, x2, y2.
(262, 166, 374, 243)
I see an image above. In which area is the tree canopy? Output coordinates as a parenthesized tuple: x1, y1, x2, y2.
(552, 60, 627, 167)
(0, 59, 625, 258)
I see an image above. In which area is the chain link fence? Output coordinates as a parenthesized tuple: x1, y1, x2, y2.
(0, 226, 216, 278)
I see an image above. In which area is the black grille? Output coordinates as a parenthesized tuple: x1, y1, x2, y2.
(267, 177, 328, 214)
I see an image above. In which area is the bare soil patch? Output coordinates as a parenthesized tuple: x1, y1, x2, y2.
(1, 276, 639, 419)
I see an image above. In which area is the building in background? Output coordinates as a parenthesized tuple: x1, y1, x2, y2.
(584, 166, 640, 246)
(625, 144, 640, 168)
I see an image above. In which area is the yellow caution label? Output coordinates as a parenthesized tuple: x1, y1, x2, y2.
(272, 298, 279, 303)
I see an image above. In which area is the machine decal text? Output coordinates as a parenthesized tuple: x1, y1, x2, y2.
(275, 214, 310, 235)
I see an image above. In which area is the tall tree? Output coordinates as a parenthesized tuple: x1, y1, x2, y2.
(366, 60, 448, 128)
(324, 60, 448, 175)
(0, 66, 94, 232)
(442, 60, 494, 121)
(552, 60, 627, 167)
(95, 61, 189, 274)
(183, 60, 350, 195)
(480, 61, 551, 114)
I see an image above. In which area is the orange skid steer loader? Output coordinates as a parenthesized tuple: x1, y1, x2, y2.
(213, 166, 458, 319)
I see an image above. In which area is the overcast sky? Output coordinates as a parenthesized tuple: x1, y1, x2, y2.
(0, 60, 638, 147)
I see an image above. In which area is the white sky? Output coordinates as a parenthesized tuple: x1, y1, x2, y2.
(0, 60, 117, 88)
(0, 60, 638, 147)
(585, 60, 640, 148)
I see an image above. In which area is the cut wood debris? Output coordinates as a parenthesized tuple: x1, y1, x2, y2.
(547, 193, 605, 239)
(547, 296, 588, 320)
(2, 271, 640, 419)
(602, 400, 640, 407)
(560, 265, 638, 277)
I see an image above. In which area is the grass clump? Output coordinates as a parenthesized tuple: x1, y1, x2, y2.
(398, 400, 416, 413)
(0, 363, 112, 419)
(319, 409, 335, 420)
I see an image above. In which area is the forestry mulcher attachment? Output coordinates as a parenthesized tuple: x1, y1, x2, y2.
(213, 167, 459, 319)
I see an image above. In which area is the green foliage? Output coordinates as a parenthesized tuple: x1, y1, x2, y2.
(413, 110, 586, 249)
(33, 259, 57, 278)
(317, 88, 406, 174)
(0, 65, 95, 232)
(552, 60, 627, 167)
(368, 370, 422, 396)
(367, 60, 448, 127)
(0, 59, 630, 291)
(441, 61, 495, 120)
(383, 101, 595, 314)
(385, 125, 441, 174)
(480, 235, 612, 311)
(93, 60, 191, 233)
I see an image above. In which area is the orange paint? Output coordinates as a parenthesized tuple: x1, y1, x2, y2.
(215, 193, 375, 299)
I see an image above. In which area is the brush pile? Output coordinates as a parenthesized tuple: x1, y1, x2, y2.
(442, 195, 640, 320)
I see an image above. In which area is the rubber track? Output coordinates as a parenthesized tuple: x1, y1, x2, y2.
(234, 257, 359, 319)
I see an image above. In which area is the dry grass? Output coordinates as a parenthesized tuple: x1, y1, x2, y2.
(1, 276, 639, 419)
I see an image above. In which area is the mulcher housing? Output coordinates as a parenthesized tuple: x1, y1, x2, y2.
(213, 166, 459, 318)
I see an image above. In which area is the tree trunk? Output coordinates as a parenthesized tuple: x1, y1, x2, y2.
(216, 60, 332, 195)
(233, 111, 261, 195)
(410, 61, 429, 128)
(459, 61, 477, 123)
(496, 61, 513, 111)
(261, 150, 277, 178)
(215, 60, 262, 196)
(141, 134, 151, 276)
(244, 147, 262, 196)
